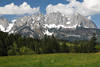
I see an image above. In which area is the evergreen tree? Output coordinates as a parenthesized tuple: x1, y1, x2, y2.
(60, 42, 69, 53)
(88, 33, 97, 52)
(8, 42, 19, 56)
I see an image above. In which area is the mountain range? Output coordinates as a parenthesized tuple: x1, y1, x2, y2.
(0, 12, 100, 41)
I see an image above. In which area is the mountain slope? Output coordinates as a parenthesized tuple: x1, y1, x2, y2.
(43, 12, 97, 29)
(0, 12, 99, 40)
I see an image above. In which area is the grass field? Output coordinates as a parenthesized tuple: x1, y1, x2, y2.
(0, 53, 100, 67)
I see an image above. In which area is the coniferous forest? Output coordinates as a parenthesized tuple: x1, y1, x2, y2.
(0, 31, 100, 56)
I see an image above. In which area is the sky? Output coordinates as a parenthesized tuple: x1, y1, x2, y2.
(0, 0, 100, 28)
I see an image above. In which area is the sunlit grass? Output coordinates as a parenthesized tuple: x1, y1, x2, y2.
(0, 53, 100, 67)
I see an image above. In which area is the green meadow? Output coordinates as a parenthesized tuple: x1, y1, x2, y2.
(0, 53, 100, 67)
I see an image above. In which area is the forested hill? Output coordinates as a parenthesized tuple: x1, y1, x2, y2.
(0, 31, 100, 56)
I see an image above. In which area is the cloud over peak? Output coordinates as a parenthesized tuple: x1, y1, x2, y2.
(0, 2, 40, 15)
(46, 0, 100, 16)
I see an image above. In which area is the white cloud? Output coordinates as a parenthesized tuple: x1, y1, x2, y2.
(0, 2, 40, 15)
(46, 0, 100, 16)
(83, 0, 100, 15)
(46, 4, 75, 16)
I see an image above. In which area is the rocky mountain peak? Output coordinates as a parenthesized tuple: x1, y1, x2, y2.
(0, 18, 9, 28)
(70, 13, 97, 28)
(0, 12, 99, 40)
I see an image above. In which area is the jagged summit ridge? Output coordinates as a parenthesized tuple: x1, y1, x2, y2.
(0, 12, 97, 32)
(0, 18, 14, 32)
(43, 12, 97, 29)
(0, 12, 99, 40)
(70, 13, 97, 28)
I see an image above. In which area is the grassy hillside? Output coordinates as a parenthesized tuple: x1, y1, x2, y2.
(0, 53, 100, 67)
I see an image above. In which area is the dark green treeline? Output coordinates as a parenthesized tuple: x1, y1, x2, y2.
(0, 31, 100, 56)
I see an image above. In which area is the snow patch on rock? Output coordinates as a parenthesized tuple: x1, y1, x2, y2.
(0, 25, 5, 32)
(6, 23, 14, 32)
(0, 22, 14, 32)
(66, 21, 71, 24)
(44, 30, 53, 36)
(44, 24, 78, 29)
(44, 24, 67, 29)
(12, 19, 16, 22)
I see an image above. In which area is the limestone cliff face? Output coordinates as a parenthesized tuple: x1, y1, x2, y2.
(0, 12, 98, 40)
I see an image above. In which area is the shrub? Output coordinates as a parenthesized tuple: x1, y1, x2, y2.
(95, 45, 100, 52)
(19, 46, 34, 55)
(8, 42, 19, 56)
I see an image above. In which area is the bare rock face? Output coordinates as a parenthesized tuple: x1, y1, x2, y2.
(10, 14, 45, 38)
(0, 18, 9, 32)
(43, 12, 97, 29)
(0, 12, 99, 40)
(70, 13, 97, 28)
(0, 18, 9, 27)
